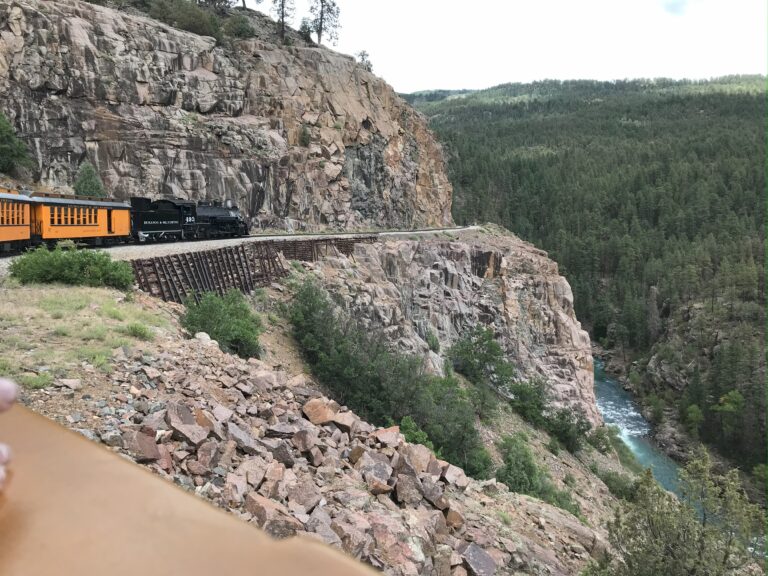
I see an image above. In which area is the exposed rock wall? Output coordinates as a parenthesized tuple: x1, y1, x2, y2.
(0, 0, 453, 230)
(311, 229, 601, 426)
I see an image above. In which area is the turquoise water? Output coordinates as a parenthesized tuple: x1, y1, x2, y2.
(593, 358, 682, 496)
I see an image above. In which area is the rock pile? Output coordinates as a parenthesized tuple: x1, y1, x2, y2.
(59, 333, 605, 576)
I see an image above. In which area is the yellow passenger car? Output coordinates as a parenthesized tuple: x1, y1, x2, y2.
(0, 191, 31, 250)
(28, 195, 131, 244)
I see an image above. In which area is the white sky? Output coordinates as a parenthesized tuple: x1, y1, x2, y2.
(244, 0, 768, 93)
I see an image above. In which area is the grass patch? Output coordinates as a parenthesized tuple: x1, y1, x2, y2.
(119, 322, 154, 341)
(101, 304, 126, 321)
(0, 358, 14, 376)
(18, 372, 53, 389)
(53, 326, 71, 337)
(128, 308, 167, 328)
(80, 325, 109, 341)
(40, 294, 90, 315)
(2, 336, 36, 351)
(76, 346, 113, 373)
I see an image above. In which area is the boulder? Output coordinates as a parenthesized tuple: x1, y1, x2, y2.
(245, 493, 303, 538)
(402, 443, 432, 474)
(287, 477, 322, 513)
(166, 402, 209, 446)
(331, 411, 359, 434)
(227, 421, 259, 455)
(458, 542, 497, 576)
(291, 429, 317, 453)
(395, 474, 423, 506)
(302, 398, 338, 425)
(443, 464, 470, 489)
(372, 425, 401, 447)
(421, 476, 449, 510)
(122, 430, 160, 462)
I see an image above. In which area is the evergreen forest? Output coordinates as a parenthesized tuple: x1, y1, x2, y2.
(407, 77, 766, 472)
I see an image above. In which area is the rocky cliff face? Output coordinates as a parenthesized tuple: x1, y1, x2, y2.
(0, 0, 453, 230)
(310, 228, 601, 426)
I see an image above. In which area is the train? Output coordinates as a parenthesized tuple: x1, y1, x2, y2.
(0, 187, 250, 252)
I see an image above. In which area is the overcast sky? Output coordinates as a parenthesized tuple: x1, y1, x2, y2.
(244, 0, 767, 93)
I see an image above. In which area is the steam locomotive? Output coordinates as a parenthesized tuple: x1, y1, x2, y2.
(0, 188, 250, 252)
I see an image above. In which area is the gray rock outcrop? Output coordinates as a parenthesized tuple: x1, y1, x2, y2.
(311, 229, 601, 426)
(0, 0, 453, 230)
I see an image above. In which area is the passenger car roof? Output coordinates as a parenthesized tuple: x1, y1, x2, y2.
(28, 196, 131, 209)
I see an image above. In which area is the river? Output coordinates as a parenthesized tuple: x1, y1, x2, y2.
(593, 358, 682, 496)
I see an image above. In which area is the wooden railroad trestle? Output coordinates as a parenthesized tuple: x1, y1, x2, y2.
(131, 236, 377, 303)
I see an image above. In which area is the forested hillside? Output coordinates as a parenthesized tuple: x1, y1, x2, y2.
(412, 77, 766, 473)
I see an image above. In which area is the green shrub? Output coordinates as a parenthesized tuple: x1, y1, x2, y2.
(73, 161, 106, 197)
(450, 326, 513, 385)
(546, 436, 561, 455)
(10, 245, 134, 290)
(496, 433, 580, 516)
(298, 125, 311, 147)
(587, 426, 613, 454)
(496, 434, 544, 494)
(149, 0, 221, 41)
(449, 326, 516, 420)
(0, 111, 31, 175)
(289, 279, 492, 478)
(593, 466, 636, 500)
(507, 379, 548, 426)
(646, 393, 665, 424)
(399, 416, 435, 452)
(181, 290, 262, 358)
(545, 407, 591, 453)
(425, 329, 440, 353)
(223, 15, 255, 38)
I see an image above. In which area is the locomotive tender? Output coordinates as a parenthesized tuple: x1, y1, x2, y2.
(0, 188, 249, 252)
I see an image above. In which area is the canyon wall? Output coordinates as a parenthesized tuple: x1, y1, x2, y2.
(0, 0, 453, 230)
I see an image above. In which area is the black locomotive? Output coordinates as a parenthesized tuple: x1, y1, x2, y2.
(130, 197, 249, 242)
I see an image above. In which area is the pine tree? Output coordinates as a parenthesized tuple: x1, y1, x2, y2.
(271, 0, 294, 42)
(73, 161, 106, 198)
(0, 112, 31, 175)
(308, 0, 339, 45)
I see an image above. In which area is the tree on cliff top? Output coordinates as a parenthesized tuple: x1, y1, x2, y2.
(309, 0, 339, 45)
(0, 112, 31, 176)
(271, 0, 294, 42)
(197, 0, 234, 13)
(73, 161, 106, 198)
